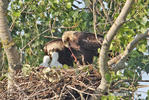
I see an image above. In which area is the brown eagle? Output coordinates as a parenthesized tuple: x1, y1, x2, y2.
(62, 31, 104, 64)
(43, 31, 104, 66)
(43, 38, 77, 66)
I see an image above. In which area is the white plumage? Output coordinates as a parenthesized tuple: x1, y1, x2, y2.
(40, 55, 50, 67)
(50, 52, 63, 68)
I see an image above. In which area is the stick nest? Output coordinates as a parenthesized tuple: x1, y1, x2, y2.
(0, 65, 101, 100)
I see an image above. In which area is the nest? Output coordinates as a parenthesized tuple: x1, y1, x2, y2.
(0, 65, 101, 100)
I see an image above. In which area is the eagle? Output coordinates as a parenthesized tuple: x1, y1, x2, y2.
(49, 52, 63, 67)
(62, 31, 104, 64)
(39, 52, 63, 68)
(43, 38, 76, 66)
(43, 31, 104, 66)
(40, 55, 50, 67)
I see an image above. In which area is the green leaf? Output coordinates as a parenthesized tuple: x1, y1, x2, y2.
(105, 73, 111, 83)
(145, 63, 149, 74)
(98, 48, 101, 53)
(147, 90, 149, 96)
(141, 16, 148, 25)
(138, 44, 146, 53)
(66, 2, 72, 9)
(13, 11, 21, 17)
(63, 64, 69, 69)
(54, 0, 59, 4)
(124, 69, 135, 78)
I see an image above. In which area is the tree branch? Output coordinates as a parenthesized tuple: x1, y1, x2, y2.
(98, 0, 112, 25)
(112, 29, 149, 71)
(93, 0, 101, 43)
(108, 54, 123, 66)
(20, 29, 50, 51)
(97, 0, 134, 93)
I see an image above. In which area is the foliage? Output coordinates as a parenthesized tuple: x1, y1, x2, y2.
(0, 0, 149, 99)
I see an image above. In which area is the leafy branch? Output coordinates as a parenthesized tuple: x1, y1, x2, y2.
(97, 0, 134, 93)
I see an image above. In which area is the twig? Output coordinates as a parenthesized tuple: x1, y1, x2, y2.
(75, 0, 82, 4)
(21, 29, 50, 51)
(49, 20, 53, 37)
(28, 87, 52, 98)
(43, 36, 60, 39)
(50, 17, 57, 37)
(138, 80, 149, 82)
(80, 92, 85, 100)
(67, 85, 99, 96)
(108, 0, 113, 15)
(108, 54, 122, 66)
(75, 79, 96, 91)
(59, 84, 67, 100)
(93, 0, 102, 44)
(67, 89, 77, 100)
(13, 82, 28, 98)
(137, 85, 149, 88)
(26, 82, 43, 99)
(87, 0, 93, 12)
(112, 79, 149, 88)
(53, 23, 78, 29)
(98, 0, 112, 25)
(95, 6, 104, 18)
(93, 0, 97, 35)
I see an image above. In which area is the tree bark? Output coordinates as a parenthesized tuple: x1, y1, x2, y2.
(0, 0, 21, 94)
(0, 42, 2, 71)
(112, 29, 149, 71)
(97, 0, 134, 93)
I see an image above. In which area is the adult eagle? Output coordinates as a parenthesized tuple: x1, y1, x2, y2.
(62, 31, 104, 64)
(43, 38, 77, 66)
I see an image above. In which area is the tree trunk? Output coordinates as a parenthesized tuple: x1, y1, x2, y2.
(0, 42, 2, 71)
(0, 0, 21, 95)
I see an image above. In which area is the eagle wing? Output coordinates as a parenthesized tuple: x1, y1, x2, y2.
(78, 33, 104, 51)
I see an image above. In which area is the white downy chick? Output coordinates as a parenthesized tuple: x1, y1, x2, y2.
(50, 52, 63, 68)
(40, 55, 50, 67)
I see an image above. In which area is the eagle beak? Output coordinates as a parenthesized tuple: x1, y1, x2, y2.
(63, 40, 70, 48)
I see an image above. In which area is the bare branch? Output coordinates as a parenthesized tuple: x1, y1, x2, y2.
(66, 85, 98, 96)
(55, 23, 78, 29)
(93, 0, 102, 43)
(112, 29, 149, 71)
(21, 29, 50, 51)
(137, 85, 149, 88)
(93, 0, 97, 35)
(97, 0, 134, 92)
(98, 0, 112, 24)
(108, 54, 123, 66)
(87, 0, 93, 12)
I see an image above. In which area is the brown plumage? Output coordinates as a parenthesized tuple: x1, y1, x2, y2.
(43, 38, 76, 66)
(62, 31, 104, 64)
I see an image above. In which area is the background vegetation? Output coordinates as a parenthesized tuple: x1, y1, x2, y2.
(0, 0, 149, 99)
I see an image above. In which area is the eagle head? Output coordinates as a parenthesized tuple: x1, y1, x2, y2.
(62, 31, 77, 48)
